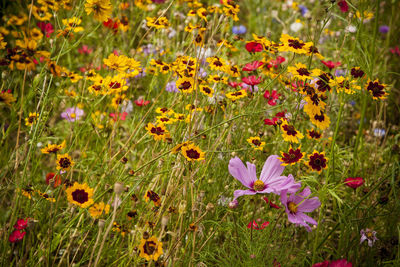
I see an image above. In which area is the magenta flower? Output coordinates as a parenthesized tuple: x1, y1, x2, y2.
(229, 155, 301, 200)
(313, 259, 352, 267)
(263, 90, 281, 106)
(360, 228, 378, 247)
(9, 230, 26, 243)
(280, 187, 320, 232)
(242, 75, 262, 86)
(61, 107, 84, 122)
(14, 218, 28, 230)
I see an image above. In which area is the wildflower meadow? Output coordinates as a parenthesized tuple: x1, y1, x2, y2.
(1, 0, 400, 266)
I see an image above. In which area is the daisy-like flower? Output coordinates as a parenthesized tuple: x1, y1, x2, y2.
(360, 229, 378, 247)
(228, 155, 301, 200)
(279, 146, 304, 166)
(138, 236, 163, 261)
(288, 63, 321, 81)
(247, 136, 265, 151)
(171, 141, 193, 154)
(280, 187, 321, 232)
(263, 90, 280, 106)
(56, 153, 74, 171)
(25, 112, 39, 126)
(199, 84, 214, 97)
(61, 107, 84, 122)
(280, 120, 304, 143)
(41, 140, 66, 154)
(65, 182, 94, 208)
(84, 0, 112, 22)
(145, 123, 170, 141)
(350, 67, 365, 78)
(329, 76, 361, 95)
(103, 53, 129, 72)
(279, 34, 307, 54)
(206, 56, 226, 72)
(365, 79, 388, 100)
(146, 16, 170, 29)
(89, 202, 110, 218)
(310, 111, 330, 130)
(307, 151, 328, 173)
(181, 143, 205, 162)
(0, 91, 16, 106)
(307, 129, 322, 140)
(176, 76, 195, 93)
(225, 90, 247, 101)
(144, 190, 161, 206)
(344, 177, 364, 189)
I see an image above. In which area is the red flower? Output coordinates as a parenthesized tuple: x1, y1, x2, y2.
(103, 18, 119, 33)
(135, 99, 150, 106)
(270, 56, 286, 68)
(263, 197, 281, 209)
(110, 112, 128, 121)
(78, 45, 93, 55)
(330, 259, 352, 267)
(14, 219, 28, 230)
(228, 81, 242, 88)
(321, 60, 341, 70)
(37, 22, 54, 38)
(242, 60, 264, 72)
(344, 177, 364, 189)
(390, 46, 400, 56)
(263, 90, 280, 106)
(312, 261, 330, 267)
(245, 42, 263, 53)
(242, 75, 262, 86)
(338, 1, 349, 13)
(264, 111, 286, 126)
(247, 220, 269, 230)
(9, 230, 26, 243)
(46, 172, 62, 188)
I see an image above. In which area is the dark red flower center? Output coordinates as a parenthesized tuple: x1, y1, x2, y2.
(143, 240, 157, 255)
(109, 82, 121, 89)
(179, 81, 192, 90)
(151, 127, 165, 135)
(72, 189, 89, 204)
(59, 157, 71, 168)
(186, 149, 200, 159)
(288, 39, 305, 49)
(297, 68, 310, 76)
(283, 125, 297, 136)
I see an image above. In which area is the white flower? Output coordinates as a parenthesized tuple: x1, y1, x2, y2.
(345, 25, 357, 33)
(290, 22, 303, 32)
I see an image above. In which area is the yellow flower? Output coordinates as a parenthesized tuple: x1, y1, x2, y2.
(146, 123, 170, 141)
(41, 140, 66, 154)
(0, 92, 16, 106)
(56, 153, 74, 171)
(85, 0, 112, 22)
(156, 115, 176, 125)
(146, 16, 170, 29)
(62, 17, 84, 32)
(65, 182, 94, 208)
(309, 111, 330, 130)
(200, 84, 214, 97)
(103, 53, 129, 72)
(303, 95, 326, 117)
(176, 76, 195, 93)
(89, 202, 110, 218)
(156, 107, 174, 116)
(279, 34, 307, 54)
(247, 137, 265, 151)
(225, 90, 247, 101)
(181, 143, 205, 162)
(365, 79, 388, 100)
(288, 63, 321, 81)
(329, 76, 361, 95)
(171, 141, 193, 154)
(25, 112, 39, 126)
(206, 56, 226, 72)
(280, 120, 304, 143)
(111, 94, 126, 109)
(144, 190, 161, 206)
(139, 236, 163, 261)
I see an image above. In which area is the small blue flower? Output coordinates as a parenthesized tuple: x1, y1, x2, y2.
(334, 69, 346, 77)
(232, 25, 246, 35)
(298, 5, 309, 16)
(373, 128, 386, 138)
(165, 81, 179, 93)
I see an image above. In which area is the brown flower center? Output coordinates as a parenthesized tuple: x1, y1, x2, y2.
(59, 157, 71, 168)
(72, 189, 89, 204)
(186, 149, 200, 159)
(288, 202, 298, 213)
(253, 180, 265, 191)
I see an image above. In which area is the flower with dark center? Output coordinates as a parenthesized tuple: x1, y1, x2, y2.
(279, 146, 304, 166)
(139, 236, 163, 261)
(56, 153, 74, 171)
(66, 182, 94, 208)
(144, 190, 161, 206)
(351, 67, 365, 78)
(307, 129, 322, 139)
(307, 151, 328, 173)
(181, 144, 205, 161)
(366, 79, 387, 100)
(281, 120, 304, 143)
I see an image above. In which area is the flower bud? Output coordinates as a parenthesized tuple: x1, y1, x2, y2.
(206, 203, 214, 212)
(228, 200, 238, 209)
(98, 219, 105, 229)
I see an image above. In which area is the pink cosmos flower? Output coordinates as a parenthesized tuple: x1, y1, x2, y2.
(242, 60, 264, 72)
(280, 187, 321, 232)
(263, 90, 281, 106)
(228, 155, 301, 200)
(9, 230, 26, 243)
(61, 107, 84, 122)
(242, 75, 262, 86)
(14, 219, 28, 230)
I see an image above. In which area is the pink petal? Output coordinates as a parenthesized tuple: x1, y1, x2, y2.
(259, 155, 285, 183)
(229, 157, 254, 188)
(233, 189, 257, 200)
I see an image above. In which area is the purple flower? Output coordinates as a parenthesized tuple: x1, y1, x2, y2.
(360, 228, 378, 247)
(298, 5, 309, 16)
(232, 25, 246, 35)
(61, 107, 84, 122)
(165, 81, 179, 93)
(379, 25, 389, 34)
(280, 187, 321, 232)
(228, 155, 301, 200)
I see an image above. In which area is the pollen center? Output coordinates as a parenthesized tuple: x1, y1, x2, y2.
(288, 202, 298, 214)
(253, 180, 265, 191)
